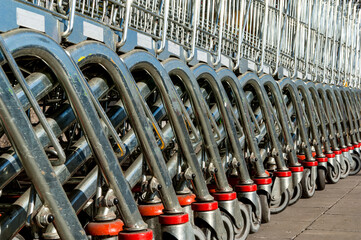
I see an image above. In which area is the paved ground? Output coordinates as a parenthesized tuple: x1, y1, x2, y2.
(248, 172, 361, 240)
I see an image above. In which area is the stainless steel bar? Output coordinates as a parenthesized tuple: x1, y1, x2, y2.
(0, 66, 87, 240)
(0, 35, 66, 165)
(117, 0, 132, 48)
(123, 49, 213, 202)
(164, 58, 234, 191)
(1, 29, 147, 231)
(62, 0, 76, 38)
(69, 43, 186, 212)
(155, 0, 169, 54)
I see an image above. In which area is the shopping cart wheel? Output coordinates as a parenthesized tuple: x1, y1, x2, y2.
(203, 211, 234, 240)
(326, 161, 341, 184)
(234, 202, 250, 240)
(349, 153, 361, 175)
(194, 226, 206, 240)
(301, 168, 316, 198)
(12, 234, 25, 240)
(247, 194, 261, 233)
(340, 158, 351, 179)
(270, 189, 290, 214)
(259, 194, 270, 223)
(288, 182, 302, 206)
(316, 168, 326, 190)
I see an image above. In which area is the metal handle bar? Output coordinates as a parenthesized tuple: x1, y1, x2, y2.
(330, 0, 340, 85)
(176, 96, 200, 142)
(343, 1, 353, 86)
(78, 76, 127, 156)
(302, 0, 313, 81)
(336, 1, 347, 86)
(229, 101, 244, 135)
(313, 0, 324, 82)
(155, 0, 170, 54)
(136, 89, 166, 149)
(204, 99, 222, 141)
(246, 101, 261, 134)
(211, 0, 225, 66)
(356, 14, 361, 88)
(185, 0, 200, 62)
(62, 0, 76, 38)
(234, 0, 252, 71)
(329, 0, 340, 84)
(291, 0, 302, 79)
(347, 4, 357, 87)
(116, 0, 132, 48)
(257, 0, 269, 74)
(322, 0, 331, 83)
(0, 35, 66, 165)
(56, 0, 66, 14)
(0, 65, 87, 240)
(271, 0, 287, 76)
(353, 12, 361, 88)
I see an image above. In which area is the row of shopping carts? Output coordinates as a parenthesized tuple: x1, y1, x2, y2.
(0, 0, 360, 239)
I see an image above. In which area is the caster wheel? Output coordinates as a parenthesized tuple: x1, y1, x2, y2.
(326, 161, 341, 184)
(259, 194, 270, 223)
(301, 168, 316, 198)
(349, 153, 361, 175)
(234, 203, 250, 240)
(194, 226, 206, 240)
(12, 235, 25, 240)
(340, 157, 351, 179)
(204, 212, 235, 240)
(288, 182, 302, 206)
(248, 195, 261, 233)
(316, 168, 326, 190)
(270, 189, 290, 214)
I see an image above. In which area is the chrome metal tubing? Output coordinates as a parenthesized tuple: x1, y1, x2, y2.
(305, 81, 335, 157)
(323, 84, 347, 149)
(315, 83, 340, 152)
(276, 77, 315, 164)
(164, 58, 233, 192)
(193, 64, 253, 182)
(0, 35, 66, 166)
(0, 76, 109, 190)
(342, 88, 360, 145)
(68, 42, 185, 215)
(218, 68, 269, 179)
(294, 80, 326, 160)
(0, 29, 147, 231)
(0, 66, 87, 240)
(123, 50, 214, 203)
(332, 86, 354, 148)
(238, 73, 287, 171)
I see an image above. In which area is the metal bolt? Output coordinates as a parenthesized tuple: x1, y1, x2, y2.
(47, 215, 54, 223)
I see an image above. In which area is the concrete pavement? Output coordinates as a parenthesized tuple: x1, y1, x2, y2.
(248, 172, 361, 240)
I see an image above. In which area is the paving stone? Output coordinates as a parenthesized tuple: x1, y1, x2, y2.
(247, 220, 309, 239)
(271, 206, 323, 222)
(308, 213, 361, 232)
(295, 229, 361, 240)
(247, 174, 361, 240)
(290, 196, 338, 209)
(326, 198, 361, 216)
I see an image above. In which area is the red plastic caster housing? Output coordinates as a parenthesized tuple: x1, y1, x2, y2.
(118, 229, 153, 240)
